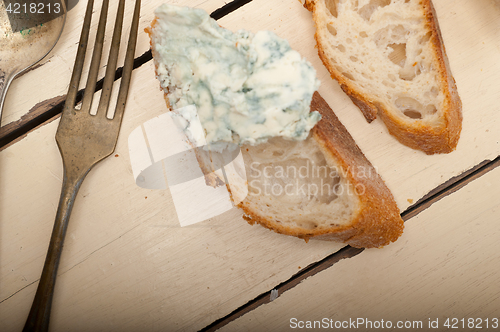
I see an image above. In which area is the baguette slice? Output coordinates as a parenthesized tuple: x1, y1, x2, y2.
(147, 11, 404, 248)
(236, 92, 403, 248)
(304, 0, 462, 154)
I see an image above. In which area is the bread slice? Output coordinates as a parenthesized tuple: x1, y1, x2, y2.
(304, 0, 462, 154)
(237, 92, 403, 248)
(147, 8, 404, 248)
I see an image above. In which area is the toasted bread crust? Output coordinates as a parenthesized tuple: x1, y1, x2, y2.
(238, 92, 404, 248)
(305, 0, 462, 155)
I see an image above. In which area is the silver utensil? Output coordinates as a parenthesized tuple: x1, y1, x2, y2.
(0, 0, 66, 125)
(22, 0, 140, 330)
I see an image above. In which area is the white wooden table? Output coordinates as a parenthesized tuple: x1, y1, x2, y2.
(1, 0, 499, 331)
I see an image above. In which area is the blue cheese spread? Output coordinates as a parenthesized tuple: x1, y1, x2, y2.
(150, 4, 321, 147)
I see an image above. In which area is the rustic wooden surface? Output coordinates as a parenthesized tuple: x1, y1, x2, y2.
(221, 165, 500, 332)
(1, 0, 499, 331)
(0, 61, 347, 332)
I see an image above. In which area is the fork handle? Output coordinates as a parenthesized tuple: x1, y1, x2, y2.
(23, 170, 88, 332)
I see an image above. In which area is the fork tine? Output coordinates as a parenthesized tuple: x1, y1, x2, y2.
(112, 0, 141, 123)
(64, 0, 94, 109)
(96, 0, 125, 118)
(80, 0, 109, 113)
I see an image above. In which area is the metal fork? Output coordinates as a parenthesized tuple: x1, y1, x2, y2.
(23, 0, 141, 331)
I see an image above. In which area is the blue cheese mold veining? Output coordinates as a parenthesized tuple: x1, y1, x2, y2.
(150, 4, 321, 147)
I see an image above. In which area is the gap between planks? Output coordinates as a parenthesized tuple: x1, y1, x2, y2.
(0, 0, 499, 330)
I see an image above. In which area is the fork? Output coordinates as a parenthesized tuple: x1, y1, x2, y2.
(23, 0, 141, 331)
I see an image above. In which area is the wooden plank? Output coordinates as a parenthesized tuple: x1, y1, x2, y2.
(0, 0, 227, 129)
(202, 246, 366, 332)
(0, 61, 346, 332)
(1, 0, 499, 331)
(3, 0, 500, 210)
(402, 156, 500, 220)
(220, 165, 500, 331)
